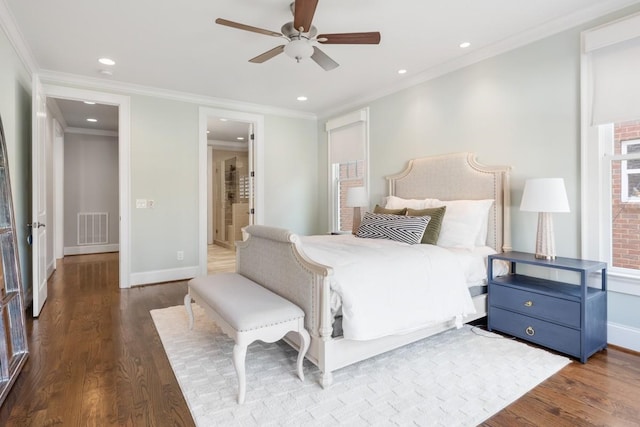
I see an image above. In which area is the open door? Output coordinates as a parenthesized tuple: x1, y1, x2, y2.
(31, 74, 48, 317)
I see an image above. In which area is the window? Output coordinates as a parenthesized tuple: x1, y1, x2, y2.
(621, 138, 640, 203)
(581, 13, 640, 292)
(326, 108, 369, 233)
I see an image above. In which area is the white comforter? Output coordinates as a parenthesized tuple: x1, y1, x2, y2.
(300, 234, 477, 340)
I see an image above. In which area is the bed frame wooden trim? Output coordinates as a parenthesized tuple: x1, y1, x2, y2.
(236, 152, 511, 388)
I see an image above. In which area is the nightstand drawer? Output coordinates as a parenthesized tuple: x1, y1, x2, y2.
(489, 307, 580, 357)
(490, 284, 580, 328)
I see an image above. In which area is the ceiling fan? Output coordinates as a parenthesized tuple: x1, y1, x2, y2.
(215, 0, 381, 71)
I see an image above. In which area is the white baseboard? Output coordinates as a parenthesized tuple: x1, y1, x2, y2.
(608, 321, 640, 352)
(64, 244, 119, 256)
(129, 266, 199, 287)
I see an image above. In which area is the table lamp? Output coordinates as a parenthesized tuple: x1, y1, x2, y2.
(520, 178, 570, 259)
(346, 186, 369, 235)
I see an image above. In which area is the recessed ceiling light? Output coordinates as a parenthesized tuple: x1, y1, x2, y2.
(83, 101, 96, 105)
(398, 69, 407, 74)
(86, 118, 97, 123)
(220, 118, 228, 122)
(237, 137, 245, 141)
(98, 57, 116, 66)
(459, 42, 471, 48)
(99, 69, 113, 76)
(297, 96, 308, 101)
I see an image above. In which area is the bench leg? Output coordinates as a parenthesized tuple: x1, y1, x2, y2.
(296, 328, 310, 381)
(232, 344, 247, 404)
(183, 294, 194, 330)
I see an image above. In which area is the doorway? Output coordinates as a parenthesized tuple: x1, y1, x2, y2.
(49, 98, 120, 259)
(44, 85, 131, 288)
(198, 108, 264, 276)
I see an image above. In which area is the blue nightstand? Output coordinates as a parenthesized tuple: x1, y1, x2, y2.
(487, 251, 607, 363)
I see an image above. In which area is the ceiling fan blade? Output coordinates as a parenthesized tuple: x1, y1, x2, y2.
(215, 18, 282, 37)
(293, 0, 318, 32)
(311, 46, 339, 71)
(318, 32, 381, 45)
(249, 45, 285, 63)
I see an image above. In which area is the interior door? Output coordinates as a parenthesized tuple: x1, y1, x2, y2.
(31, 74, 48, 317)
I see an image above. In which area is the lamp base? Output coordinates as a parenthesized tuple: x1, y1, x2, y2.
(534, 212, 556, 260)
(352, 207, 362, 235)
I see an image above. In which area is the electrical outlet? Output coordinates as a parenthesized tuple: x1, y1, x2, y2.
(177, 250, 184, 260)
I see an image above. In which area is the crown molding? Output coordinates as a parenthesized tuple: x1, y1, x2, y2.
(65, 127, 118, 138)
(39, 69, 317, 121)
(207, 139, 249, 151)
(318, 0, 640, 119)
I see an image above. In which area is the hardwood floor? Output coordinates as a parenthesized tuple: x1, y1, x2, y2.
(1, 249, 638, 426)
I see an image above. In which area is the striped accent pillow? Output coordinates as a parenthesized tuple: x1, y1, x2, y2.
(356, 212, 431, 244)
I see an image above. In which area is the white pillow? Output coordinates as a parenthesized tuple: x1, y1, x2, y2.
(384, 195, 431, 210)
(426, 199, 494, 248)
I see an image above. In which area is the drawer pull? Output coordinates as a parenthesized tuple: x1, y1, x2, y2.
(525, 326, 535, 336)
(524, 300, 533, 307)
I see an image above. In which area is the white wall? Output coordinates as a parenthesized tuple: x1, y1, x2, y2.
(63, 132, 119, 251)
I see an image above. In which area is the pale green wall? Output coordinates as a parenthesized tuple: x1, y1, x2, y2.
(264, 115, 318, 234)
(127, 96, 318, 273)
(318, 29, 582, 255)
(317, 5, 640, 332)
(0, 28, 32, 302)
(129, 95, 200, 271)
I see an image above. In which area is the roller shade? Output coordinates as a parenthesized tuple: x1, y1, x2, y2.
(585, 13, 640, 125)
(328, 122, 365, 164)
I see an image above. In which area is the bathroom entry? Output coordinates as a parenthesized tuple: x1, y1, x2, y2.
(207, 118, 252, 249)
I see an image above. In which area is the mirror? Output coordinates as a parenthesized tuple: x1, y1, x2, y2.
(0, 115, 28, 406)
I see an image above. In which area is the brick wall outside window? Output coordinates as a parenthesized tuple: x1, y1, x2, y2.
(612, 120, 640, 270)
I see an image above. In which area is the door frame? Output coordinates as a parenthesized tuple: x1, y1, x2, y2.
(45, 84, 131, 288)
(198, 107, 264, 276)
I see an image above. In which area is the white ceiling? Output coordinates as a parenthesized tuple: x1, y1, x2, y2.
(6, 0, 639, 118)
(50, 98, 119, 132)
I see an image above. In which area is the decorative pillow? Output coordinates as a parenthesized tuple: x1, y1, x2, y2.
(406, 206, 447, 245)
(384, 195, 430, 210)
(373, 204, 407, 215)
(356, 212, 430, 245)
(424, 199, 494, 248)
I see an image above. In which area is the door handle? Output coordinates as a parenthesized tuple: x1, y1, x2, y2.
(27, 222, 46, 228)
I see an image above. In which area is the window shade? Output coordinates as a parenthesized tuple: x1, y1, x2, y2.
(328, 121, 365, 164)
(585, 13, 640, 125)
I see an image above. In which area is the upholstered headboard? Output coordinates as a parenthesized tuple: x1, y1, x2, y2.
(386, 152, 511, 252)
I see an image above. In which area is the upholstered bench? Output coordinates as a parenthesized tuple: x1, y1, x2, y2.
(184, 272, 310, 404)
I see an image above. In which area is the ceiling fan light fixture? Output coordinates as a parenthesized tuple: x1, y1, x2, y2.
(284, 39, 313, 62)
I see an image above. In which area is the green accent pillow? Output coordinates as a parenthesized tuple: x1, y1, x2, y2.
(373, 205, 407, 215)
(406, 206, 447, 245)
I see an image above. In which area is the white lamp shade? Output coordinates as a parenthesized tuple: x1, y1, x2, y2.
(346, 187, 369, 207)
(520, 178, 570, 213)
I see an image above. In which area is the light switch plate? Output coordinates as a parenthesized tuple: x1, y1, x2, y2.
(136, 199, 147, 209)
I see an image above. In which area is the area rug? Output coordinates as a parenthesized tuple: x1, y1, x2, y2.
(151, 305, 570, 426)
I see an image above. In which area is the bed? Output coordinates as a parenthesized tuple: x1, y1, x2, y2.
(235, 152, 511, 387)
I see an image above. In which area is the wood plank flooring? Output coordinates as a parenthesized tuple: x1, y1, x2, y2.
(0, 247, 638, 426)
